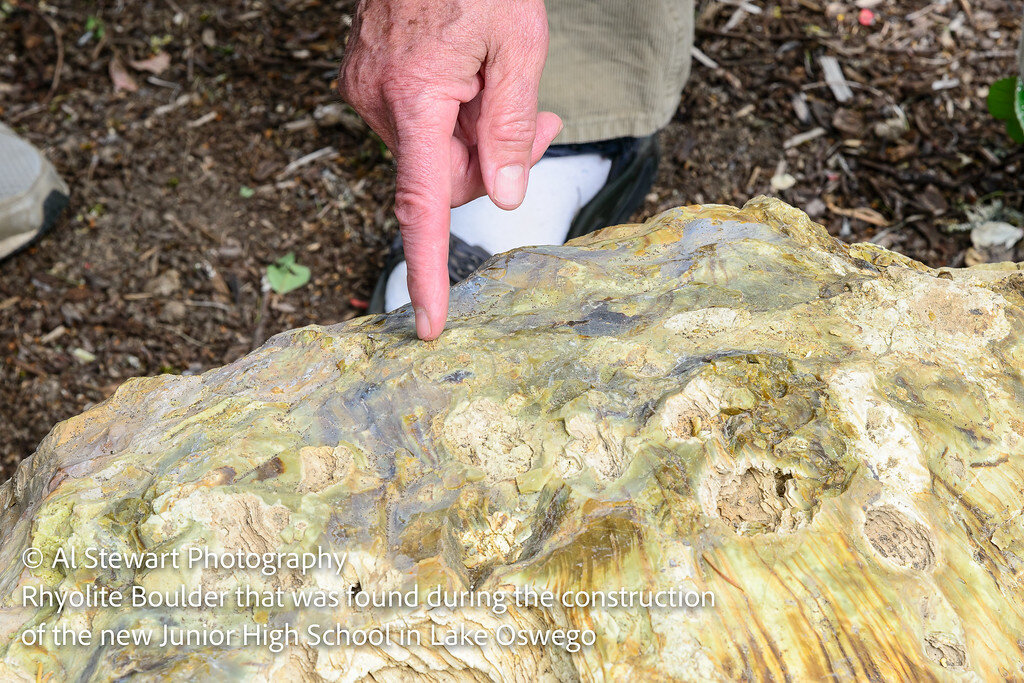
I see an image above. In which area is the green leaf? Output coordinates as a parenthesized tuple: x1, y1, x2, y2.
(1007, 116, 1024, 145)
(988, 77, 1019, 120)
(239, 185, 255, 199)
(85, 15, 105, 40)
(1015, 78, 1024, 135)
(266, 253, 311, 295)
(989, 77, 1024, 144)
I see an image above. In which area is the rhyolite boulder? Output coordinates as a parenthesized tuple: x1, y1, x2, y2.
(2, 197, 1024, 681)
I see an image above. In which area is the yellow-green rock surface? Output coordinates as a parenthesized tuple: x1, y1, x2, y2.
(2, 197, 1023, 681)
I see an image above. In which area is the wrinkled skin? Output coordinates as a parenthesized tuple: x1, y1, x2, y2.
(339, 0, 563, 340)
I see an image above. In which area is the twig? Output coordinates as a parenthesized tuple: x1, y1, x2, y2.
(277, 146, 337, 179)
(152, 93, 191, 117)
(956, 0, 975, 27)
(23, 5, 64, 102)
(695, 27, 770, 49)
(825, 198, 888, 227)
(719, 0, 762, 13)
(723, 7, 749, 32)
(800, 81, 887, 100)
(252, 278, 272, 350)
(6, 103, 45, 124)
(931, 78, 960, 91)
(156, 323, 204, 347)
(185, 299, 235, 312)
(13, 359, 45, 378)
(690, 47, 742, 89)
(783, 127, 826, 149)
(187, 111, 218, 128)
(691, 46, 720, 70)
(852, 157, 960, 190)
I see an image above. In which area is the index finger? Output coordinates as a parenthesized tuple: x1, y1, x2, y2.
(391, 97, 460, 341)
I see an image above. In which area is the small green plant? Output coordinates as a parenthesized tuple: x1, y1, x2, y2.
(149, 34, 173, 51)
(266, 253, 311, 295)
(988, 77, 1024, 143)
(84, 15, 105, 41)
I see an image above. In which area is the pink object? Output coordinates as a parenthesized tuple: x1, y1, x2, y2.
(858, 8, 875, 26)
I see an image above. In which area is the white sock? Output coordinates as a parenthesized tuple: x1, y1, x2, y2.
(384, 152, 612, 312)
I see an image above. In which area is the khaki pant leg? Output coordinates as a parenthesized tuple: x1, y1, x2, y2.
(540, 0, 695, 144)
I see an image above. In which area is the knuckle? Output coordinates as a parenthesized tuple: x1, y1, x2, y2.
(393, 189, 435, 230)
(337, 59, 366, 105)
(379, 79, 407, 106)
(336, 64, 354, 100)
(509, 2, 549, 46)
(485, 114, 536, 148)
(380, 78, 428, 109)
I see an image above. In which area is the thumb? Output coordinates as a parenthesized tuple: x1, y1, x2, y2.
(477, 23, 549, 210)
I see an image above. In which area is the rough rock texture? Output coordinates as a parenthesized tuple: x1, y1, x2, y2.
(3, 197, 1024, 681)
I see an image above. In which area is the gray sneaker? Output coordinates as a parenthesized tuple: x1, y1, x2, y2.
(0, 123, 69, 260)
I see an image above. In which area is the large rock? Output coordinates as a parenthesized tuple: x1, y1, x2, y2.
(2, 198, 1024, 681)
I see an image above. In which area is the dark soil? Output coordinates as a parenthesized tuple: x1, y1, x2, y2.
(1, 0, 1021, 480)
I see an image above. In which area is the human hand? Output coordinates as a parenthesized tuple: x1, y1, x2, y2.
(339, 0, 562, 340)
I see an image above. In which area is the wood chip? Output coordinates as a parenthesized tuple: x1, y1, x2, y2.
(746, 166, 761, 192)
(832, 108, 864, 136)
(284, 117, 315, 132)
(720, 0, 762, 13)
(187, 111, 218, 128)
(956, 0, 975, 27)
(152, 94, 190, 117)
(931, 78, 960, 91)
(819, 55, 853, 103)
(791, 93, 811, 124)
(723, 7, 749, 31)
(146, 76, 179, 90)
(40, 325, 66, 345)
(825, 198, 888, 227)
(783, 127, 826, 149)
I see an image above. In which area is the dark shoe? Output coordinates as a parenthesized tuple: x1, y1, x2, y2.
(548, 135, 661, 241)
(368, 135, 660, 314)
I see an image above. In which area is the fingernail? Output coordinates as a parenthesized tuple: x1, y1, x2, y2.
(414, 307, 432, 340)
(494, 164, 526, 208)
